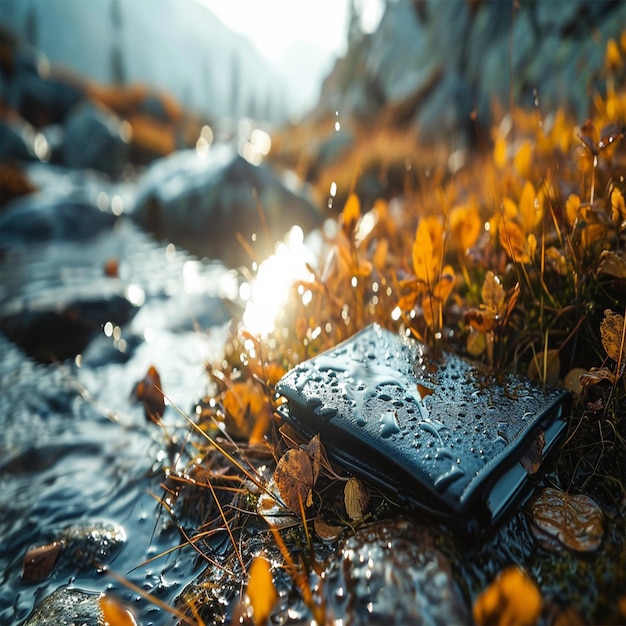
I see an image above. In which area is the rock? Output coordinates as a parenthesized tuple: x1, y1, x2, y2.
(23, 587, 103, 626)
(323, 519, 470, 624)
(318, 0, 626, 145)
(61, 102, 130, 178)
(132, 145, 322, 266)
(0, 191, 117, 243)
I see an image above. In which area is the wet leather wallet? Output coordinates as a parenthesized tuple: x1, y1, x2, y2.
(276, 324, 571, 530)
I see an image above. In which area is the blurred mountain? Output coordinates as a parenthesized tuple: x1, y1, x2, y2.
(0, 0, 297, 123)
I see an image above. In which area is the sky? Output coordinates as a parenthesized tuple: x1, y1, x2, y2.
(197, 0, 351, 63)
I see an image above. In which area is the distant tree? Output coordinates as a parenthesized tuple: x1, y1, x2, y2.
(229, 51, 241, 117)
(110, 0, 126, 84)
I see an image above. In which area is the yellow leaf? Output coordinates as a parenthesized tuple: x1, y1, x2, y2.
(519, 180, 541, 231)
(611, 188, 626, 223)
(247, 556, 278, 626)
(565, 194, 580, 227)
(412, 219, 436, 286)
(600, 309, 625, 363)
(481, 270, 504, 313)
(449, 202, 481, 251)
(527, 233, 537, 260)
(605, 37, 621, 71)
(514, 140, 533, 179)
(501, 197, 518, 220)
(494, 135, 508, 170)
(373, 238, 389, 273)
(500, 220, 531, 264)
(473, 566, 542, 626)
(342, 192, 361, 236)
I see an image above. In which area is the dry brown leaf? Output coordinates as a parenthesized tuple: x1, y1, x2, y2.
(579, 366, 616, 390)
(313, 514, 344, 542)
(22, 542, 63, 582)
(527, 349, 561, 385)
(472, 566, 542, 626)
(133, 365, 165, 424)
(344, 477, 369, 521)
(600, 309, 625, 364)
(301, 434, 322, 485)
(247, 556, 278, 626)
(597, 250, 626, 278)
(274, 448, 314, 515)
(530, 487, 604, 552)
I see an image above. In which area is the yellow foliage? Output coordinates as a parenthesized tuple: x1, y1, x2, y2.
(449, 201, 482, 251)
(514, 140, 533, 179)
(247, 556, 278, 626)
(473, 566, 542, 626)
(611, 188, 626, 223)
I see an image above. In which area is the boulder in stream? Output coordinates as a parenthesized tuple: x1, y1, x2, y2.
(132, 145, 322, 266)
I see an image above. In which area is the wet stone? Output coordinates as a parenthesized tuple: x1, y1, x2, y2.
(23, 586, 103, 626)
(322, 519, 470, 625)
(23, 520, 126, 582)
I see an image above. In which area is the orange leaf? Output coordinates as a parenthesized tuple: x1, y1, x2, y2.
(450, 202, 482, 251)
(499, 220, 531, 264)
(222, 380, 271, 440)
(100, 594, 138, 626)
(247, 556, 278, 626)
(342, 192, 361, 236)
(473, 566, 542, 626)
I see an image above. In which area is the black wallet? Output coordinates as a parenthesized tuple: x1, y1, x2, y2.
(276, 324, 571, 530)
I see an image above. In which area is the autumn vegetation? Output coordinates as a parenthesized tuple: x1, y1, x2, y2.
(151, 33, 625, 625)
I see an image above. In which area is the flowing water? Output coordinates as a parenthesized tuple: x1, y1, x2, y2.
(0, 222, 235, 625)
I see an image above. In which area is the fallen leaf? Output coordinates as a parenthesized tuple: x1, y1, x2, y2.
(247, 556, 278, 626)
(597, 250, 626, 278)
(314, 514, 344, 542)
(344, 477, 369, 521)
(564, 367, 587, 395)
(274, 448, 314, 515)
(530, 487, 604, 552)
(99, 594, 138, 626)
(473, 566, 542, 626)
(222, 379, 272, 440)
(132, 366, 165, 424)
(301, 434, 322, 485)
(579, 366, 616, 390)
(22, 541, 63, 582)
(520, 430, 545, 475)
(600, 309, 625, 364)
(527, 349, 560, 385)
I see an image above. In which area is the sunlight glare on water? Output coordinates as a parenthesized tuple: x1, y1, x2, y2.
(241, 226, 314, 336)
